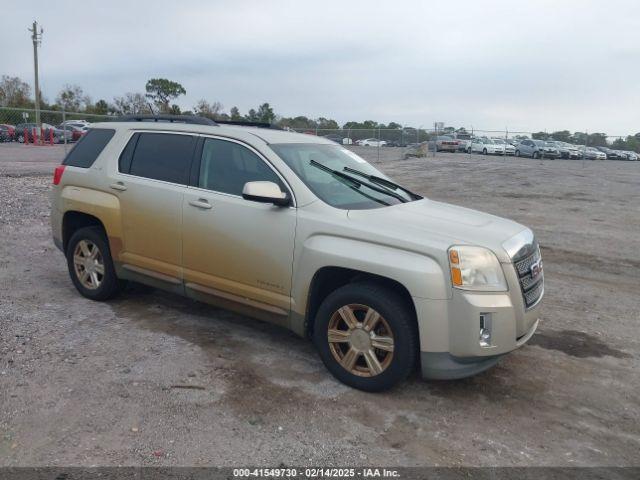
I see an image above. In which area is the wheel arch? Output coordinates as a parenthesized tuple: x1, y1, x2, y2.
(62, 211, 106, 252)
(59, 186, 123, 258)
(303, 266, 417, 339)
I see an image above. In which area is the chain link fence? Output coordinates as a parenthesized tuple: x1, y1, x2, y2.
(1, 107, 637, 161)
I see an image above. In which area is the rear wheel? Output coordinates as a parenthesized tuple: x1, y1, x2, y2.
(66, 226, 122, 301)
(482, 148, 487, 155)
(532, 151, 539, 159)
(467, 147, 472, 154)
(313, 282, 418, 392)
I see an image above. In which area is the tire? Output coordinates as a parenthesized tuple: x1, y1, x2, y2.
(467, 147, 472, 154)
(515, 150, 520, 157)
(482, 148, 487, 155)
(532, 151, 539, 159)
(313, 282, 418, 392)
(17, 134, 24, 143)
(66, 226, 122, 301)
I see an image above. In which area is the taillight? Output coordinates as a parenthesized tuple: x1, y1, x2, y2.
(53, 165, 66, 185)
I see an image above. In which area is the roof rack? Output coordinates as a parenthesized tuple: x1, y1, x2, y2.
(215, 119, 280, 129)
(115, 114, 217, 126)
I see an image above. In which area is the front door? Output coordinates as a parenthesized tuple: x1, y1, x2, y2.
(182, 137, 296, 317)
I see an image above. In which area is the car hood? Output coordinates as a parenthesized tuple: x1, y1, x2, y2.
(347, 199, 529, 263)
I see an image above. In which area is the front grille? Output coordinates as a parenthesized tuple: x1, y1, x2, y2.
(513, 246, 544, 308)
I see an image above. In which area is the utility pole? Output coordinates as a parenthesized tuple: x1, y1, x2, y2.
(28, 21, 43, 133)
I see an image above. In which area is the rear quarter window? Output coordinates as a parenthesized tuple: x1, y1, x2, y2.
(62, 129, 115, 168)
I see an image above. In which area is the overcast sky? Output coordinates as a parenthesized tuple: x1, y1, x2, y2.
(1, 0, 639, 134)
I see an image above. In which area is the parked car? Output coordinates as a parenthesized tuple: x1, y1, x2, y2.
(0, 123, 16, 141)
(457, 139, 471, 152)
(468, 137, 505, 155)
(595, 146, 620, 160)
(51, 115, 542, 391)
(432, 135, 459, 152)
(0, 125, 13, 142)
(615, 150, 638, 161)
(491, 138, 516, 155)
(15, 123, 73, 144)
(58, 124, 88, 142)
(60, 119, 91, 127)
(578, 146, 607, 160)
(356, 138, 387, 147)
(515, 139, 560, 159)
(546, 141, 580, 159)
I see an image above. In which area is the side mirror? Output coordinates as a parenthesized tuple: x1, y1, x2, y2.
(242, 181, 290, 207)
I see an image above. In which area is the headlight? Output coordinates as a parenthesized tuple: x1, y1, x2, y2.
(448, 246, 507, 291)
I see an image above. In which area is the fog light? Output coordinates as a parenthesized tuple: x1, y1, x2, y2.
(479, 313, 492, 347)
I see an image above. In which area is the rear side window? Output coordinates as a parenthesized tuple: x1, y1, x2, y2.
(122, 132, 195, 185)
(62, 129, 115, 168)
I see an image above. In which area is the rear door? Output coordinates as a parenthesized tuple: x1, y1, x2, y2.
(110, 131, 196, 281)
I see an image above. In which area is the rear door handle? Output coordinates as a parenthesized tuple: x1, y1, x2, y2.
(110, 182, 127, 191)
(188, 199, 212, 210)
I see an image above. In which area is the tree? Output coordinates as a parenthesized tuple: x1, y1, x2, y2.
(256, 103, 275, 124)
(316, 117, 339, 129)
(194, 99, 224, 119)
(145, 78, 186, 113)
(0, 75, 32, 107)
(245, 108, 259, 122)
(92, 99, 109, 115)
(229, 106, 242, 120)
(56, 84, 91, 112)
(532, 131, 548, 140)
(550, 130, 571, 143)
(112, 92, 151, 115)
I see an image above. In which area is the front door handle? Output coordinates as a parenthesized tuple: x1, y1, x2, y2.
(110, 182, 127, 191)
(188, 199, 212, 210)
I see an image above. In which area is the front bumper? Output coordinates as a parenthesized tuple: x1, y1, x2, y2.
(421, 318, 538, 379)
(414, 264, 542, 380)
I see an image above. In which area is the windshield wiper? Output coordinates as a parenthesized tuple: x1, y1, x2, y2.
(309, 160, 407, 203)
(343, 167, 421, 200)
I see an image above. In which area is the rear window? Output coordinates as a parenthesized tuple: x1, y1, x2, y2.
(62, 129, 115, 168)
(121, 132, 195, 185)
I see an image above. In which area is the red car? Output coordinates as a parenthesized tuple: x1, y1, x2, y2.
(0, 123, 16, 141)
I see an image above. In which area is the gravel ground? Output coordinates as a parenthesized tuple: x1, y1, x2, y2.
(0, 143, 639, 467)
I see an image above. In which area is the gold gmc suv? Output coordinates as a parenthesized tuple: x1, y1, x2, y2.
(51, 115, 543, 391)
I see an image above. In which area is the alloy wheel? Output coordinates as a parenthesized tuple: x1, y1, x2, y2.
(327, 304, 394, 377)
(73, 239, 105, 290)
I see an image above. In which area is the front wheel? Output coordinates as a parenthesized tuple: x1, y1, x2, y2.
(532, 151, 539, 159)
(482, 148, 487, 155)
(313, 282, 418, 392)
(467, 147, 472, 154)
(66, 226, 123, 301)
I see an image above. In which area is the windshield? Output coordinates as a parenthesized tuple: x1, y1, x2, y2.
(270, 143, 415, 210)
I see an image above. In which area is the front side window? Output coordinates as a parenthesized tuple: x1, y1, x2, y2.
(198, 138, 284, 196)
(124, 132, 195, 184)
(270, 143, 416, 210)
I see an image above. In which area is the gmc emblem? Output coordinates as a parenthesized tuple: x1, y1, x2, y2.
(531, 259, 543, 279)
